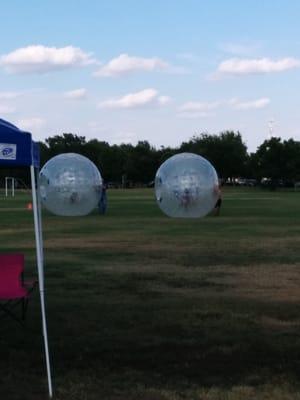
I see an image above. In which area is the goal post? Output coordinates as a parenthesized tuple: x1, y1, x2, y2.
(5, 176, 15, 197)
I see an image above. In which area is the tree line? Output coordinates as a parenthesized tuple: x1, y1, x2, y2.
(1, 131, 300, 187)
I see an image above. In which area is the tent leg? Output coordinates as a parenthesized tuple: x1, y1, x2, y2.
(31, 166, 53, 398)
(36, 168, 44, 266)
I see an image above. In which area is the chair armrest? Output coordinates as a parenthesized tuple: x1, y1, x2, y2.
(24, 280, 38, 294)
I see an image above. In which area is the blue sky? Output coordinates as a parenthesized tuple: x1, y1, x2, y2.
(0, 0, 300, 151)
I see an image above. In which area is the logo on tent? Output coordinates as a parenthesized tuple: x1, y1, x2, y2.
(0, 143, 17, 160)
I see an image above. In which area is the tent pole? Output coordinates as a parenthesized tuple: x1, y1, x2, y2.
(36, 168, 44, 266)
(30, 165, 53, 398)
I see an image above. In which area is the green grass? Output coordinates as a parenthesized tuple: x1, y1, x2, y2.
(1, 187, 300, 399)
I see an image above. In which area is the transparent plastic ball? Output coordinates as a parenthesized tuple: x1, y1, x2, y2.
(39, 153, 102, 216)
(155, 153, 219, 218)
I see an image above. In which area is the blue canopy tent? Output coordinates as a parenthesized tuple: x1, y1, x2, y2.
(0, 118, 53, 397)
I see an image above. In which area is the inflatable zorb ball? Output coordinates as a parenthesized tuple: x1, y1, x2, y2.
(39, 153, 102, 216)
(155, 153, 219, 218)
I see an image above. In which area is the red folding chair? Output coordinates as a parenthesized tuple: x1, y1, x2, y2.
(0, 254, 37, 325)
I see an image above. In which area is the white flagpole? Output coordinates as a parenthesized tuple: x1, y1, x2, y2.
(36, 168, 44, 267)
(30, 165, 53, 398)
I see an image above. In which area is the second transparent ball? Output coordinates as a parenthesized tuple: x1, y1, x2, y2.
(155, 152, 219, 218)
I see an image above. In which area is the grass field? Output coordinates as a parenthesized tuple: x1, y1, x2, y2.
(1, 187, 300, 400)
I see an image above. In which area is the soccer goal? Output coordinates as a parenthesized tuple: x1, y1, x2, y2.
(5, 176, 15, 197)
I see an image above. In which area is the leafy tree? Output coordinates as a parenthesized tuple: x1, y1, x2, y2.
(124, 141, 158, 184)
(34, 130, 299, 188)
(45, 133, 86, 160)
(180, 131, 248, 180)
(256, 137, 284, 181)
(256, 137, 300, 184)
(282, 139, 300, 181)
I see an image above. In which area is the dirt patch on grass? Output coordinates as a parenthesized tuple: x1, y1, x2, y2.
(0, 207, 29, 211)
(224, 264, 300, 302)
(0, 228, 33, 235)
(123, 262, 300, 304)
(44, 235, 300, 252)
(259, 316, 300, 330)
(44, 237, 207, 253)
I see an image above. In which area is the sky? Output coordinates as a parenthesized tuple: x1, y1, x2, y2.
(0, 0, 300, 152)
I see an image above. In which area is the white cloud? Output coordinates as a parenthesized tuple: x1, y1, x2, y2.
(176, 52, 199, 62)
(157, 95, 172, 105)
(94, 53, 168, 77)
(17, 117, 46, 131)
(177, 97, 270, 117)
(220, 41, 262, 57)
(216, 57, 300, 76)
(179, 101, 220, 113)
(111, 131, 137, 144)
(178, 111, 214, 119)
(0, 45, 95, 74)
(64, 88, 87, 100)
(0, 105, 16, 114)
(230, 97, 270, 110)
(98, 88, 169, 109)
(178, 102, 220, 119)
(0, 91, 22, 100)
(87, 122, 137, 144)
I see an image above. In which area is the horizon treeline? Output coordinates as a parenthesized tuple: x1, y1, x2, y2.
(1, 131, 300, 186)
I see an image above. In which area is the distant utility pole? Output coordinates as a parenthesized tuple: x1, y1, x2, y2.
(268, 119, 275, 139)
